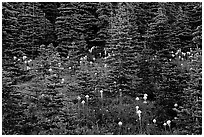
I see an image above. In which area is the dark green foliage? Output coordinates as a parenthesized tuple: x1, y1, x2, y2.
(2, 2, 19, 57)
(2, 2, 202, 135)
(16, 2, 53, 58)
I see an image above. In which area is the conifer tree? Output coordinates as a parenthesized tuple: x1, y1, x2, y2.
(2, 2, 19, 58)
(17, 2, 53, 58)
(105, 3, 140, 96)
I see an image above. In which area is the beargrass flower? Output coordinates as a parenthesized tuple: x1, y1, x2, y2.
(81, 100, 85, 104)
(118, 121, 122, 126)
(136, 97, 139, 101)
(137, 110, 142, 120)
(137, 110, 142, 118)
(136, 106, 139, 111)
(28, 59, 32, 63)
(153, 119, 156, 124)
(23, 55, 27, 60)
(174, 117, 178, 120)
(77, 96, 81, 100)
(61, 78, 65, 83)
(85, 95, 89, 99)
(27, 66, 31, 70)
(144, 93, 148, 97)
(58, 63, 61, 67)
(143, 96, 147, 100)
(174, 103, 178, 107)
(143, 96, 147, 103)
(49, 68, 52, 72)
(163, 123, 166, 126)
(13, 56, 17, 60)
(167, 120, 171, 126)
(100, 90, 103, 98)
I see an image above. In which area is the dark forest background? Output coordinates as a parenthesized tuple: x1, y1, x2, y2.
(2, 2, 202, 135)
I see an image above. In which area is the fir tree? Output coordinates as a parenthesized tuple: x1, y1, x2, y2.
(2, 2, 19, 58)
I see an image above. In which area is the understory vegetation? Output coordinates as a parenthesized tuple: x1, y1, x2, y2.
(2, 2, 202, 135)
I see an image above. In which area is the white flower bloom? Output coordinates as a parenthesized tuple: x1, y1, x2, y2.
(137, 110, 142, 118)
(13, 56, 17, 60)
(153, 119, 156, 123)
(18, 58, 21, 61)
(85, 95, 89, 98)
(143, 95, 147, 103)
(136, 106, 139, 111)
(135, 97, 139, 101)
(143, 96, 147, 100)
(84, 56, 87, 60)
(144, 93, 148, 97)
(49, 68, 52, 72)
(24, 60, 27, 64)
(69, 67, 71, 70)
(100, 90, 103, 98)
(118, 121, 122, 126)
(137, 110, 141, 115)
(77, 96, 81, 100)
(61, 78, 65, 83)
(23, 55, 27, 60)
(104, 64, 107, 68)
(27, 66, 31, 70)
(163, 123, 167, 126)
(174, 103, 178, 107)
(28, 59, 32, 63)
(58, 63, 61, 67)
(81, 100, 85, 104)
(167, 120, 171, 126)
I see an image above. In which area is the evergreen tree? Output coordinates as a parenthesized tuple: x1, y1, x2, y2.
(2, 2, 19, 58)
(16, 2, 53, 58)
(39, 2, 60, 46)
(105, 3, 140, 96)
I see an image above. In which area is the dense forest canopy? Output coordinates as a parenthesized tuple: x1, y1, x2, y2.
(2, 2, 202, 135)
